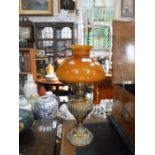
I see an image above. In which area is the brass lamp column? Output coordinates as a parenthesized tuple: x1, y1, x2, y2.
(56, 45, 105, 146)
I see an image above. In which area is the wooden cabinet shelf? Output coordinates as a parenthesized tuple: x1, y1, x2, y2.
(19, 72, 30, 75)
(19, 48, 37, 80)
(19, 48, 34, 51)
(56, 38, 72, 41)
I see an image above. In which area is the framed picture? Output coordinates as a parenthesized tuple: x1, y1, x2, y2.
(121, 0, 134, 17)
(19, 0, 53, 15)
(58, 0, 75, 13)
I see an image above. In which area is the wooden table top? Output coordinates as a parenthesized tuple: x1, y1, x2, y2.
(36, 78, 64, 85)
(19, 119, 57, 155)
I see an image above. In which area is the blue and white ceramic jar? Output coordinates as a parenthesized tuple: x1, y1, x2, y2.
(32, 94, 58, 120)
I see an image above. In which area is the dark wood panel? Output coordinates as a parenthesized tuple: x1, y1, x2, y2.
(112, 85, 135, 144)
(112, 20, 135, 83)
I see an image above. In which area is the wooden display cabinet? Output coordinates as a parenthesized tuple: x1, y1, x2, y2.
(112, 20, 135, 84)
(112, 20, 135, 148)
(34, 22, 75, 71)
(19, 48, 37, 80)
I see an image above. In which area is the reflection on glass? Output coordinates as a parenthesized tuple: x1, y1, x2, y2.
(88, 27, 110, 50)
(125, 43, 135, 62)
(57, 40, 72, 50)
(92, 7, 106, 22)
(61, 27, 72, 39)
(38, 41, 53, 48)
(38, 27, 53, 39)
(42, 27, 53, 38)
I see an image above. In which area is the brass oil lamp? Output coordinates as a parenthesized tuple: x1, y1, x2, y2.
(56, 45, 105, 146)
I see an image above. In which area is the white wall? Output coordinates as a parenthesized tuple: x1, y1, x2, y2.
(24, 0, 134, 45)
(27, 0, 78, 22)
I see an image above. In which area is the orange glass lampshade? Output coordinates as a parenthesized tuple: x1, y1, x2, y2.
(56, 45, 105, 83)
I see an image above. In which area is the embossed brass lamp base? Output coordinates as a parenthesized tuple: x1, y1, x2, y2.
(67, 83, 93, 146)
(67, 125, 93, 146)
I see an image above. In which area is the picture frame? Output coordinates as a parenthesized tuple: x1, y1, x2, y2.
(58, 0, 75, 13)
(121, 0, 134, 17)
(19, 0, 53, 15)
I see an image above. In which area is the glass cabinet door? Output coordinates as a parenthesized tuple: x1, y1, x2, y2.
(55, 23, 74, 57)
(35, 24, 54, 49)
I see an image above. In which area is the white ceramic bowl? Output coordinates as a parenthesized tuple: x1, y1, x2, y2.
(45, 73, 58, 81)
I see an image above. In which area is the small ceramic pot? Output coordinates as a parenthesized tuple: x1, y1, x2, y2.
(38, 85, 46, 96)
(46, 64, 54, 75)
(19, 95, 32, 111)
(19, 109, 34, 134)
